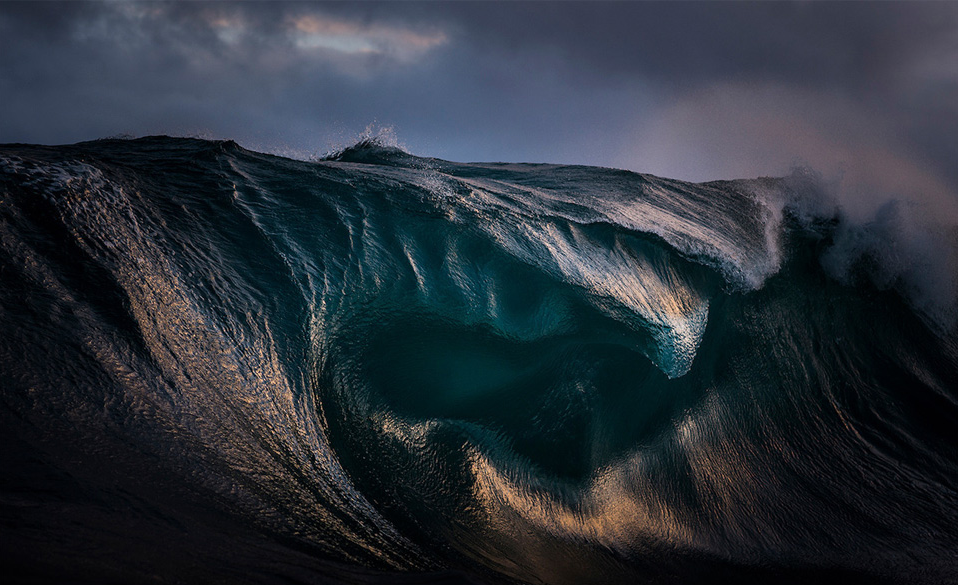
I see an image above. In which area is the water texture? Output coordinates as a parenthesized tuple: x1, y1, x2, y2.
(1, 137, 957, 584)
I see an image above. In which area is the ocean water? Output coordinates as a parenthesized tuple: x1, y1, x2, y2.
(1, 136, 957, 584)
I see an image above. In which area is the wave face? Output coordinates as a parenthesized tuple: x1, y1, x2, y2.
(2, 136, 958, 584)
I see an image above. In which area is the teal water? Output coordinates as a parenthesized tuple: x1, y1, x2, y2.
(1, 136, 957, 584)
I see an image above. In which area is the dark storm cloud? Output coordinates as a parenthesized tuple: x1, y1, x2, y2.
(1, 1, 957, 209)
(445, 2, 956, 90)
(0, 2, 456, 150)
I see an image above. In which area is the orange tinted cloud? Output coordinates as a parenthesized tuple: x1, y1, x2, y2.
(288, 13, 447, 60)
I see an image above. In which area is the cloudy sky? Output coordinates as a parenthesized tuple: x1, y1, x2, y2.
(2, 1, 957, 204)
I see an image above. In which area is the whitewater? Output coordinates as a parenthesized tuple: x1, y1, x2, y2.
(1, 136, 957, 584)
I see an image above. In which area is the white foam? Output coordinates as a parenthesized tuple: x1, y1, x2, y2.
(822, 199, 958, 330)
(780, 167, 958, 331)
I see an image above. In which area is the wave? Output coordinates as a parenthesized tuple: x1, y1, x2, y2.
(1, 136, 957, 584)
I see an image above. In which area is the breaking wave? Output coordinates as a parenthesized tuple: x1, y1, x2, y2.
(2, 136, 957, 584)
